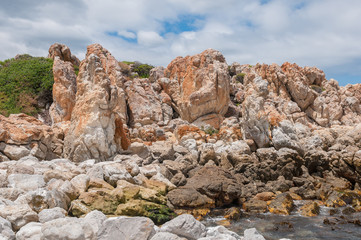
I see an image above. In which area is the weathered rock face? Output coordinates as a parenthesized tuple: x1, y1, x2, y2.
(0, 114, 64, 160)
(125, 78, 167, 126)
(63, 44, 130, 162)
(49, 56, 77, 123)
(48, 43, 80, 66)
(162, 49, 230, 128)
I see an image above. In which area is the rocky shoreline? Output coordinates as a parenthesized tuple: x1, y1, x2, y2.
(0, 43, 361, 239)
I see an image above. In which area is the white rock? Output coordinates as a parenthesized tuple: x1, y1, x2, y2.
(103, 163, 133, 186)
(0, 204, 38, 231)
(0, 170, 8, 188)
(38, 207, 67, 223)
(160, 214, 206, 240)
(70, 174, 90, 195)
(243, 228, 265, 240)
(15, 222, 43, 240)
(97, 216, 155, 240)
(150, 232, 187, 240)
(206, 226, 241, 239)
(83, 210, 107, 237)
(0, 216, 15, 240)
(41, 217, 95, 240)
(7, 174, 45, 191)
(140, 164, 160, 178)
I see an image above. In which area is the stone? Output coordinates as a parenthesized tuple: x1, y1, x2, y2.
(204, 226, 241, 240)
(167, 187, 215, 209)
(48, 43, 80, 66)
(149, 66, 165, 83)
(7, 174, 45, 191)
(15, 222, 43, 240)
(97, 216, 155, 240)
(0, 216, 15, 240)
(271, 120, 303, 154)
(268, 193, 294, 215)
(70, 174, 90, 194)
(125, 78, 164, 126)
(38, 207, 67, 223)
(299, 201, 320, 217)
(103, 163, 134, 186)
(151, 232, 187, 240)
(243, 228, 266, 240)
(0, 204, 38, 231)
(243, 199, 268, 213)
(63, 44, 129, 162)
(160, 214, 206, 240)
(49, 55, 77, 123)
(149, 141, 175, 162)
(41, 217, 95, 240)
(83, 210, 107, 237)
(1, 145, 30, 160)
(163, 49, 230, 128)
(254, 192, 275, 201)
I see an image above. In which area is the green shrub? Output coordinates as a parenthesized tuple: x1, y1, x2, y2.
(235, 73, 246, 83)
(0, 55, 54, 116)
(133, 64, 154, 78)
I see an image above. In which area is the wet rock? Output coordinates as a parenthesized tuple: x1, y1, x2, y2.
(299, 201, 320, 217)
(268, 193, 294, 215)
(224, 207, 242, 220)
(243, 199, 268, 213)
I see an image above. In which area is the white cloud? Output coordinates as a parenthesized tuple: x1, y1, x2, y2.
(0, 0, 361, 84)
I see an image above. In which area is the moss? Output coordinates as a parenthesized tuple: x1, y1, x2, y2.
(145, 204, 176, 225)
(0, 55, 53, 116)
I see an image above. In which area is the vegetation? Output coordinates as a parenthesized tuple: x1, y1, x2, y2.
(145, 204, 176, 225)
(133, 63, 154, 78)
(201, 125, 219, 136)
(235, 73, 246, 83)
(0, 55, 54, 116)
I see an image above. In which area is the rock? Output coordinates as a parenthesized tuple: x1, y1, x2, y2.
(72, 187, 125, 216)
(163, 49, 230, 128)
(268, 193, 294, 215)
(0, 204, 38, 231)
(167, 187, 215, 209)
(41, 217, 95, 240)
(0, 188, 24, 201)
(151, 232, 187, 240)
(0, 217, 15, 240)
(243, 199, 268, 213)
(171, 166, 241, 207)
(149, 66, 165, 83)
(204, 226, 241, 240)
(103, 163, 134, 186)
(15, 222, 43, 240)
(83, 210, 107, 237)
(49, 54, 77, 124)
(7, 174, 45, 191)
(48, 43, 80, 66)
(243, 228, 266, 240)
(63, 44, 129, 162)
(149, 141, 175, 162)
(254, 192, 275, 201)
(160, 214, 206, 240)
(224, 207, 242, 220)
(97, 216, 155, 240)
(38, 207, 67, 223)
(271, 120, 303, 154)
(70, 174, 90, 194)
(127, 142, 151, 159)
(125, 78, 164, 126)
(299, 201, 320, 217)
(1, 145, 30, 160)
(0, 114, 63, 159)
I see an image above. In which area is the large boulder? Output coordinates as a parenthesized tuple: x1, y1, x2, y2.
(63, 44, 130, 162)
(162, 49, 230, 128)
(49, 56, 77, 123)
(160, 214, 206, 240)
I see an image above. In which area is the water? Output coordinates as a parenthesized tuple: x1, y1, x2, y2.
(202, 202, 361, 240)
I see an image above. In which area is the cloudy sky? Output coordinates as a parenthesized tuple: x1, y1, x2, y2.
(1, 0, 361, 85)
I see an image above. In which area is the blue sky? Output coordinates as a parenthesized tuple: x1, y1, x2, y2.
(0, 0, 361, 86)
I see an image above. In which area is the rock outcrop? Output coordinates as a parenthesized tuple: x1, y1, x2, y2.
(63, 44, 129, 162)
(161, 49, 230, 128)
(48, 43, 80, 67)
(49, 56, 77, 124)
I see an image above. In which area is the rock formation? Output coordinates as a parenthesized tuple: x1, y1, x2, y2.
(63, 44, 129, 162)
(161, 49, 230, 128)
(48, 43, 80, 67)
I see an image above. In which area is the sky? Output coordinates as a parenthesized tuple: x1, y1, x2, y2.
(1, 0, 361, 86)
